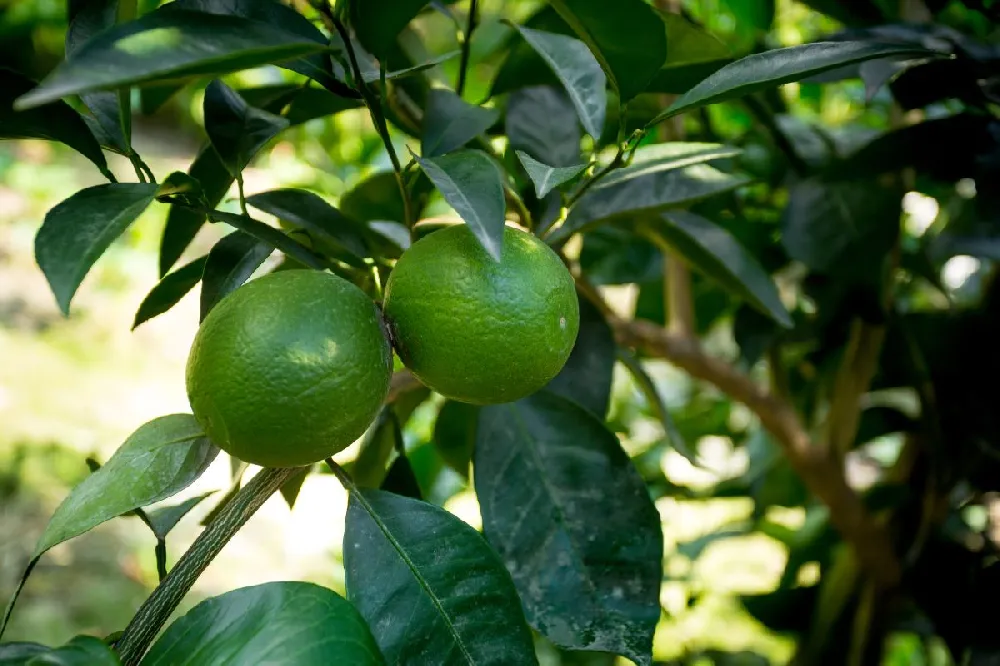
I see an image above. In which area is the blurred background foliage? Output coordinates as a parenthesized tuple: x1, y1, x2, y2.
(1, 0, 998, 664)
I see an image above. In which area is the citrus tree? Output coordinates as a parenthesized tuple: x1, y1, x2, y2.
(2, 0, 1000, 664)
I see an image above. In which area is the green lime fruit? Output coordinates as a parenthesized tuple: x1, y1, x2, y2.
(186, 269, 392, 467)
(383, 224, 580, 405)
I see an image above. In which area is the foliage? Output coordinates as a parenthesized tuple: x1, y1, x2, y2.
(1, 0, 999, 664)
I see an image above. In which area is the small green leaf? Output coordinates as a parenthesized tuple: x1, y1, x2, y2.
(132, 256, 207, 330)
(352, 411, 402, 490)
(506, 86, 582, 167)
(279, 467, 310, 509)
(544, 295, 615, 418)
(141, 582, 385, 665)
(649, 41, 937, 126)
(204, 80, 289, 176)
(660, 12, 730, 67)
(36, 183, 158, 314)
(511, 25, 606, 139)
(515, 151, 586, 198)
(432, 400, 480, 478)
(646, 211, 792, 328)
(156, 172, 204, 201)
(26, 636, 120, 666)
(206, 210, 329, 271)
(551, 164, 749, 243)
(199, 231, 273, 320)
(246, 189, 369, 266)
(344, 489, 539, 666)
(0, 69, 112, 180)
(421, 88, 500, 158)
(415, 150, 506, 261)
(596, 142, 741, 189)
(348, 0, 430, 59)
(548, 0, 667, 102)
(16, 9, 331, 110)
(380, 455, 423, 500)
(145, 492, 215, 539)
(475, 391, 663, 666)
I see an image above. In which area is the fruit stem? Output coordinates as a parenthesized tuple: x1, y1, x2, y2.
(114, 465, 302, 665)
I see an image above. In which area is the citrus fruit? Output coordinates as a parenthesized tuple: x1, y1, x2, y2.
(186, 269, 392, 467)
(382, 224, 580, 405)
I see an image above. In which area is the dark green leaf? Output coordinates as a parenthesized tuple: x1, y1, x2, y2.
(721, 0, 775, 32)
(0, 643, 48, 664)
(348, 0, 430, 59)
(433, 400, 479, 478)
(156, 172, 204, 202)
(15, 10, 333, 110)
(475, 391, 663, 665)
(733, 305, 779, 366)
(36, 183, 158, 314)
(206, 210, 330, 271)
(203, 80, 289, 176)
(341, 171, 432, 229)
(422, 89, 500, 158)
(280, 87, 363, 125)
(580, 227, 661, 285)
(26, 636, 119, 666)
(505, 86, 582, 167)
(511, 25, 606, 139)
(145, 492, 215, 539)
(141, 582, 385, 665)
(352, 411, 403, 490)
(550, 164, 750, 243)
(549, 0, 667, 102)
(660, 12, 730, 67)
(515, 151, 586, 198)
(415, 151, 506, 261)
(0, 69, 113, 180)
(545, 295, 615, 418)
(616, 347, 694, 463)
(344, 489, 538, 665)
(380, 456, 423, 500)
(279, 467, 310, 509)
(199, 231, 273, 320)
(649, 41, 936, 126)
(646, 212, 791, 327)
(132, 256, 207, 330)
(596, 142, 741, 189)
(246, 189, 368, 266)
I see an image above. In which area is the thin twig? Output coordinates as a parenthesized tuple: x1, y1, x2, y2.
(455, 0, 478, 97)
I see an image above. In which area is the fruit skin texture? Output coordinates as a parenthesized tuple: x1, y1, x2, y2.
(186, 269, 392, 467)
(383, 224, 580, 405)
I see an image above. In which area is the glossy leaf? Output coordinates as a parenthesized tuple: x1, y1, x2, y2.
(515, 151, 586, 198)
(246, 189, 368, 266)
(544, 295, 616, 418)
(36, 183, 158, 314)
(15, 10, 332, 110)
(145, 492, 215, 539)
(596, 142, 741, 189)
(505, 86, 582, 167)
(199, 231, 273, 320)
(475, 391, 663, 665)
(0, 643, 48, 664)
(549, 0, 667, 102)
(380, 455, 423, 501)
(511, 25, 606, 139)
(660, 12, 730, 67)
(26, 636, 120, 666)
(550, 164, 750, 243)
(206, 210, 329, 271)
(415, 151, 506, 261)
(204, 80, 289, 176)
(422, 89, 500, 158)
(141, 582, 385, 665)
(647, 212, 792, 328)
(649, 41, 936, 126)
(0, 70, 113, 180)
(433, 400, 480, 478)
(348, 0, 430, 59)
(344, 489, 538, 665)
(132, 256, 207, 330)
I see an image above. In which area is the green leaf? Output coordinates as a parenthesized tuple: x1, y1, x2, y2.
(505, 86, 582, 167)
(645, 211, 791, 328)
(14, 10, 332, 110)
(511, 25, 606, 139)
(132, 256, 207, 330)
(0, 69, 113, 180)
(141, 582, 385, 665)
(348, 0, 430, 59)
(544, 295, 615, 418)
(432, 400, 479, 478)
(721, 0, 775, 32)
(206, 210, 330, 271)
(475, 391, 663, 665)
(279, 467, 310, 509)
(203, 80, 289, 176)
(415, 151, 506, 261)
(0, 643, 48, 664)
(35, 183, 158, 314)
(352, 411, 402, 490)
(660, 13, 730, 67)
(26, 636, 120, 666)
(421, 89, 500, 158)
(648, 41, 936, 126)
(341, 170, 433, 229)
(548, 0, 667, 102)
(596, 142, 741, 190)
(344, 489, 538, 666)
(145, 492, 216, 539)
(380, 455, 423, 501)
(246, 189, 369, 266)
(550, 164, 750, 243)
(515, 151, 586, 198)
(199, 231, 273, 320)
